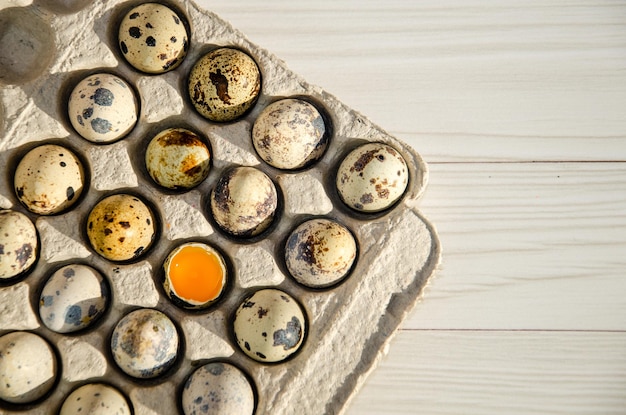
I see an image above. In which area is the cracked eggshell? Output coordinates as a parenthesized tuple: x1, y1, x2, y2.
(285, 218, 357, 288)
(86, 194, 156, 262)
(145, 128, 211, 189)
(188, 48, 261, 122)
(39, 264, 110, 334)
(0, 331, 58, 404)
(68, 73, 138, 143)
(14, 144, 85, 215)
(0, 210, 38, 280)
(110, 309, 179, 379)
(252, 98, 328, 170)
(182, 362, 255, 415)
(336, 143, 409, 212)
(233, 288, 306, 363)
(60, 383, 132, 415)
(118, 2, 189, 74)
(210, 166, 278, 237)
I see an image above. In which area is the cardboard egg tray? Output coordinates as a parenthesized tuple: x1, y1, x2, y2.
(0, 0, 441, 414)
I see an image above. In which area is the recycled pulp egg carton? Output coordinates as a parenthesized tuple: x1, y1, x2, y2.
(0, 0, 441, 414)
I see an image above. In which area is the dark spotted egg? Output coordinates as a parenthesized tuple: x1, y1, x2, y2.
(0, 209, 38, 280)
(233, 288, 306, 363)
(59, 383, 131, 415)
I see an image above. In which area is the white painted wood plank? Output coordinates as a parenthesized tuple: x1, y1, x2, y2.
(199, 0, 626, 162)
(347, 330, 626, 415)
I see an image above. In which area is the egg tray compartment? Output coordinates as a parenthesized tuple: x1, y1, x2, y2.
(0, 0, 441, 414)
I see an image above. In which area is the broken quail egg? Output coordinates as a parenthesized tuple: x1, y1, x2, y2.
(0, 209, 38, 280)
(14, 144, 85, 215)
(60, 383, 132, 415)
(233, 288, 306, 363)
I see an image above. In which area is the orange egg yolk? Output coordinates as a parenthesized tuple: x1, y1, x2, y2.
(168, 246, 225, 304)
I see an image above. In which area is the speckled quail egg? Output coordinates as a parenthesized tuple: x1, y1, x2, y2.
(60, 383, 132, 415)
(163, 242, 227, 310)
(0, 331, 58, 404)
(233, 288, 306, 363)
(188, 47, 261, 122)
(0, 210, 38, 280)
(252, 98, 328, 169)
(111, 308, 179, 379)
(118, 3, 189, 74)
(14, 144, 85, 215)
(145, 128, 211, 189)
(68, 73, 138, 143)
(210, 167, 278, 237)
(182, 362, 255, 415)
(86, 194, 157, 262)
(336, 143, 409, 212)
(285, 218, 357, 288)
(39, 264, 109, 334)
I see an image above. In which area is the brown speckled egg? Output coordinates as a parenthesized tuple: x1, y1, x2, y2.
(336, 143, 409, 212)
(188, 48, 261, 122)
(0, 331, 58, 404)
(0, 210, 38, 280)
(145, 128, 211, 189)
(14, 144, 85, 215)
(118, 3, 189, 74)
(233, 289, 306, 363)
(60, 383, 132, 415)
(252, 98, 328, 169)
(285, 218, 357, 288)
(210, 167, 277, 237)
(86, 194, 156, 262)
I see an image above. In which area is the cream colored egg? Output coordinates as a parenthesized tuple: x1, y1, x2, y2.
(86, 194, 156, 262)
(336, 143, 409, 212)
(60, 383, 132, 415)
(14, 144, 85, 215)
(118, 3, 189, 74)
(188, 48, 261, 122)
(145, 128, 211, 189)
(68, 73, 138, 143)
(0, 210, 38, 280)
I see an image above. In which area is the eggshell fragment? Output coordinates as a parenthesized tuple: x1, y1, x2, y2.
(0, 210, 38, 280)
(60, 383, 132, 415)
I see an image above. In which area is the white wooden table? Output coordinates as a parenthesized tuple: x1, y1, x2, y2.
(199, 1, 626, 413)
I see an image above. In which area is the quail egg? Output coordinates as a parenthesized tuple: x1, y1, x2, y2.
(145, 128, 211, 189)
(210, 166, 278, 237)
(60, 383, 132, 415)
(233, 288, 306, 363)
(0, 331, 58, 404)
(336, 143, 409, 212)
(188, 47, 261, 122)
(182, 362, 255, 415)
(118, 3, 189, 74)
(86, 194, 157, 262)
(39, 264, 109, 334)
(163, 242, 227, 309)
(110, 308, 179, 379)
(14, 144, 85, 215)
(68, 73, 138, 143)
(285, 218, 357, 288)
(252, 98, 328, 169)
(0, 210, 38, 280)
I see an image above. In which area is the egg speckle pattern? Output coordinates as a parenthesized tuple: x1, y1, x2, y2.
(14, 144, 85, 215)
(336, 143, 409, 212)
(60, 383, 132, 415)
(145, 128, 211, 189)
(86, 194, 156, 262)
(182, 362, 255, 415)
(39, 264, 109, 334)
(110, 308, 179, 379)
(118, 3, 189, 74)
(188, 47, 261, 122)
(285, 218, 357, 288)
(210, 166, 278, 237)
(233, 289, 306, 363)
(0, 210, 38, 280)
(68, 73, 138, 143)
(252, 98, 328, 170)
(0, 331, 58, 404)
